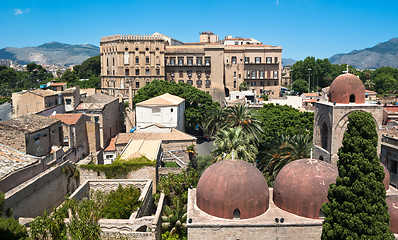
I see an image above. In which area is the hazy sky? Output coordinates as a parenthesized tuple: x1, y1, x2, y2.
(1, 0, 397, 61)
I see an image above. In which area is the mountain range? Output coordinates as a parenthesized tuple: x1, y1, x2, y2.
(0, 42, 100, 66)
(1, 38, 398, 69)
(329, 37, 398, 69)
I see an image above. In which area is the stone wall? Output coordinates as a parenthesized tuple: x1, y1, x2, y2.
(188, 225, 322, 240)
(0, 159, 47, 193)
(77, 165, 157, 193)
(3, 161, 78, 218)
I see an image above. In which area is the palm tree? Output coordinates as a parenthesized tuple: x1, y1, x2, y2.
(224, 104, 264, 145)
(257, 134, 312, 183)
(364, 79, 375, 90)
(212, 127, 258, 163)
(202, 105, 227, 137)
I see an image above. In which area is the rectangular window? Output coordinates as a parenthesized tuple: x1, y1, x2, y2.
(146, 68, 149, 76)
(247, 70, 250, 78)
(187, 70, 192, 78)
(106, 155, 113, 159)
(234, 72, 236, 78)
(274, 81, 278, 86)
(255, 57, 261, 64)
(274, 57, 278, 63)
(65, 99, 72, 105)
(252, 70, 256, 79)
(238, 74, 241, 79)
(266, 57, 272, 64)
(197, 58, 202, 65)
(178, 58, 184, 65)
(232, 56, 237, 64)
(251, 81, 256, 86)
(187, 58, 193, 65)
(259, 71, 264, 79)
(125, 68, 129, 76)
(234, 80, 237, 88)
(205, 58, 211, 66)
(260, 81, 264, 86)
(267, 81, 270, 86)
(146, 57, 149, 64)
(94, 116, 99, 123)
(152, 108, 161, 114)
(234, 42, 238, 45)
(135, 68, 139, 75)
(170, 58, 176, 65)
(135, 57, 139, 64)
(274, 71, 278, 79)
(136, 81, 140, 88)
(244, 57, 249, 64)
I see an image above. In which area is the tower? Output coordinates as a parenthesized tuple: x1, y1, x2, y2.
(313, 73, 382, 166)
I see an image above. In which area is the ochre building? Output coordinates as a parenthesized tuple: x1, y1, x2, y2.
(100, 31, 282, 103)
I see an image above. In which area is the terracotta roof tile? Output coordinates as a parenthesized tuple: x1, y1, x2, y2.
(50, 113, 83, 125)
(116, 128, 196, 145)
(50, 82, 67, 87)
(104, 137, 117, 152)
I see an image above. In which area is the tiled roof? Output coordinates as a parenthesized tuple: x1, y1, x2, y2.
(384, 107, 398, 114)
(81, 93, 116, 104)
(76, 93, 117, 110)
(302, 93, 320, 97)
(116, 128, 196, 145)
(50, 82, 67, 87)
(104, 137, 116, 152)
(0, 144, 39, 180)
(136, 93, 184, 106)
(30, 89, 58, 97)
(50, 113, 83, 125)
(0, 114, 60, 133)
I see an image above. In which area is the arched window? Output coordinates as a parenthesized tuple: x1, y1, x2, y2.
(233, 208, 240, 219)
(321, 122, 328, 150)
(349, 94, 356, 103)
(187, 80, 193, 85)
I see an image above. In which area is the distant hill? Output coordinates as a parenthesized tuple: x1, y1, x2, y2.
(0, 42, 99, 66)
(282, 58, 296, 66)
(329, 37, 398, 69)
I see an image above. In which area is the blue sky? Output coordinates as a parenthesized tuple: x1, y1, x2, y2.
(1, 0, 397, 61)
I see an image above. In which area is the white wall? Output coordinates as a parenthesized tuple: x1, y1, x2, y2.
(136, 103, 185, 131)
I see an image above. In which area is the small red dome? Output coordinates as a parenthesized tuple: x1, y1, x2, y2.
(273, 159, 338, 219)
(329, 73, 365, 104)
(386, 195, 398, 233)
(196, 159, 269, 219)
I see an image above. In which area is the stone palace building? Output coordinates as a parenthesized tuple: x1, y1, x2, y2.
(100, 31, 282, 103)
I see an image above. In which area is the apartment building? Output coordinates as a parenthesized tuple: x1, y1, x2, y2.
(100, 32, 282, 103)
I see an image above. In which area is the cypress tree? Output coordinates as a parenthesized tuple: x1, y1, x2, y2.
(321, 111, 393, 239)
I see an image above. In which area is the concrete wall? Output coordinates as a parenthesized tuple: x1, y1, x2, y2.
(25, 121, 61, 157)
(136, 104, 183, 131)
(3, 161, 78, 218)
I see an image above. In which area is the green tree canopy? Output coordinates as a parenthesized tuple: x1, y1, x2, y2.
(321, 111, 393, 239)
(292, 79, 308, 95)
(133, 80, 218, 129)
(256, 104, 314, 143)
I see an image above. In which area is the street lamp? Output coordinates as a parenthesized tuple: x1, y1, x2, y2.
(307, 68, 312, 93)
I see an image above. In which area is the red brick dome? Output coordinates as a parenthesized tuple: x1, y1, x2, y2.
(381, 163, 390, 191)
(273, 159, 338, 219)
(196, 159, 269, 219)
(329, 73, 365, 104)
(386, 195, 398, 233)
